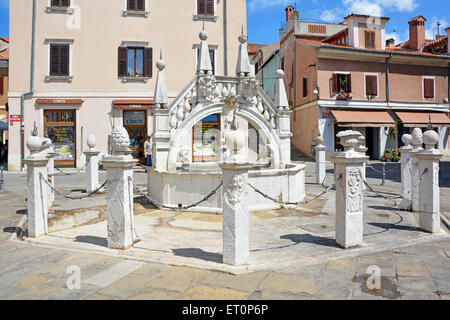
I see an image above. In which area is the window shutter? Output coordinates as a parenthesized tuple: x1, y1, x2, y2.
(372, 76, 378, 96)
(118, 47, 128, 77)
(50, 45, 60, 75)
(206, 0, 214, 15)
(198, 0, 206, 15)
(60, 45, 69, 76)
(347, 74, 352, 93)
(371, 32, 375, 49)
(332, 74, 338, 94)
(209, 49, 215, 75)
(137, 0, 145, 11)
(424, 79, 434, 98)
(0, 77, 3, 96)
(144, 47, 153, 78)
(51, 0, 59, 6)
(366, 75, 377, 96)
(61, 0, 70, 7)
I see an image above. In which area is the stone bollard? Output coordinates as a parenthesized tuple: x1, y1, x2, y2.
(331, 130, 369, 249)
(410, 128, 423, 212)
(102, 127, 138, 250)
(84, 134, 100, 193)
(416, 130, 443, 233)
(219, 161, 252, 265)
(23, 135, 50, 238)
(399, 134, 413, 210)
(315, 135, 326, 185)
(356, 134, 368, 190)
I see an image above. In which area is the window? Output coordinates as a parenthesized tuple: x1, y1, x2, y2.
(365, 31, 376, 49)
(0, 77, 3, 96)
(302, 77, 308, 98)
(51, 0, 70, 7)
(365, 75, 378, 97)
(197, 0, 214, 16)
(50, 44, 69, 76)
(44, 110, 76, 167)
(332, 73, 351, 94)
(423, 78, 435, 99)
(127, 0, 145, 11)
(118, 46, 153, 78)
(192, 114, 220, 162)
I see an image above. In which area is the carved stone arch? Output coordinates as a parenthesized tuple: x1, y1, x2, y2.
(167, 102, 281, 171)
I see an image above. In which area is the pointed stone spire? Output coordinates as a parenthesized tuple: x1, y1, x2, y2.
(235, 26, 252, 76)
(154, 50, 168, 108)
(197, 25, 212, 73)
(274, 70, 289, 110)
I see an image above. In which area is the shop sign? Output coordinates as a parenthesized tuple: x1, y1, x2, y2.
(322, 112, 330, 119)
(10, 114, 21, 124)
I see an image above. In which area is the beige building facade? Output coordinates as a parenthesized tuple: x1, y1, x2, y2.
(8, 0, 246, 170)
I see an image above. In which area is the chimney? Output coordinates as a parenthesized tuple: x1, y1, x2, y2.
(285, 5, 295, 23)
(447, 27, 450, 54)
(408, 16, 427, 50)
(386, 38, 395, 48)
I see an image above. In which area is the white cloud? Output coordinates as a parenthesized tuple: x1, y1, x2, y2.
(342, 0, 418, 16)
(320, 9, 342, 23)
(248, 0, 292, 14)
(425, 17, 449, 40)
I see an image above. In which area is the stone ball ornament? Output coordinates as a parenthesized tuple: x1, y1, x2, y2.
(156, 59, 166, 71)
(110, 126, 131, 153)
(238, 34, 248, 44)
(225, 128, 246, 152)
(87, 134, 96, 150)
(422, 130, 439, 149)
(276, 69, 284, 79)
(316, 135, 324, 145)
(42, 138, 52, 151)
(199, 30, 208, 41)
(402, 134, 412, 146)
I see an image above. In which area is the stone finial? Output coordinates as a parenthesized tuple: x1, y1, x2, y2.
(154, 50, 168, 108)
(402, 134, 412, 147)
(316, 134, 324, 145)
(87, 134, 96, 150)
(274, 69, 289, 111)
(110, 126, 131, 154)
(411, 128, 423, 148)
(197, 29, 212, 73)
(235, 30, 252, 76)
(26, 135, 43, 156)
(422, 130, 439, 150)
(336, 130, 361, 152)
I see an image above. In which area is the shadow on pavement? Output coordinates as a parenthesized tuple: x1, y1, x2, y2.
(172, 248, 223, 263)
(74, 235, 107, 247)
(280, 234, 338, 248)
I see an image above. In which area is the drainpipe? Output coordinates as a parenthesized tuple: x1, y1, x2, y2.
(293, 37, 297, 120)
(20, 0, 37, 169)
(223, 0, 228, 76)
(385, 54, 391, 105)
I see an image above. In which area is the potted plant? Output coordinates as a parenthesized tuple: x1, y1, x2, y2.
(389, 148, 400, 162)
(337, 90, 352, 100)
(382, 148, 392, 161)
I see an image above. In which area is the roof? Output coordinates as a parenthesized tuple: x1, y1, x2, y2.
(344, 13, 390, 21)
(256, 41, 280, 67)
(0, 38, 9, 44)
(297, 38, 450, 58)
(248, 44, 266, 56)
(408, 15, 427, 23)
(0, 49, 8, 60)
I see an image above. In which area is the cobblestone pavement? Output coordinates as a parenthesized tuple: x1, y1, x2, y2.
(0, 162, 449, 300)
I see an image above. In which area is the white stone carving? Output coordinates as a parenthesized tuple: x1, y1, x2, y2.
(198, 73, 219, 102)
(225, 175, 245, 206)
(241, 77, 259, 104)
(87, 134, 96, 150)
(110, 126, 131, 153)
(347, 168, 363, 213)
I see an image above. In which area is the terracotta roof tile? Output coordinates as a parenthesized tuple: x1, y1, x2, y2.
(0, 49, 9, 59)
(248, 44, 266, 55)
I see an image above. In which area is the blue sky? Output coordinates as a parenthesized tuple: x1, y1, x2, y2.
(0, 1, 448, 46)
(247, 0, 450, 45)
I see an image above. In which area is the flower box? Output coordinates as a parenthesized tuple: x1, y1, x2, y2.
(337, 96, 352, 101)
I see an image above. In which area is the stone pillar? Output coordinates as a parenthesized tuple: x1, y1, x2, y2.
(315, 135, 326, 184)
(102, 127, 138, 250)
(219, 162, 252, 265)
(46, 148, 57, 206)
(416, 130, 442, 233)
(355, 134, 368, 191)
(23, 135, 50, 238)
(399, 134, 413, 210)
(331, 130, 369, 249)
(410, 128, 423, 212)
(84, 134, 100, 193)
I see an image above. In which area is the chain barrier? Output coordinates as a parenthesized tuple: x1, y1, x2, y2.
(363, 168, 428, 201)
(51, 158, 89, 176)
(129, 176, 223, 211)
(248, 175, 342, 206)
(39, 173, 106, 200)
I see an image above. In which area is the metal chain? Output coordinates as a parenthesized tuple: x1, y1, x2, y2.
(129, 177, 223, 211)
(363, 168, 428, 200)
(51, 158, 90, 176)
(248, 175, 342, 206)
(365, 162, 398, 174)
(39, 173, 106, 200)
